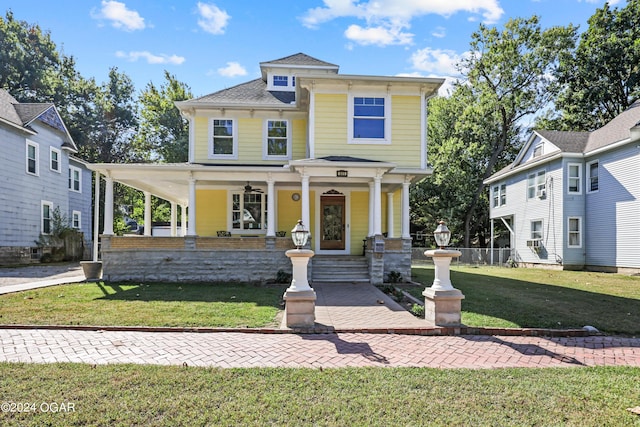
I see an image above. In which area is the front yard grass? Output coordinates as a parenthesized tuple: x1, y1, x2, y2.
(1, 363, 639, 426)
(409, 266, 640, 335)
(0, 282, 286, 328)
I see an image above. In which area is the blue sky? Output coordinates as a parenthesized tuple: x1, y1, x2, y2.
(4, 0, 623, 98)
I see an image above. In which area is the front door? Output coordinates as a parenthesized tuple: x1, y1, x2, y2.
(320, 195, 345, 250)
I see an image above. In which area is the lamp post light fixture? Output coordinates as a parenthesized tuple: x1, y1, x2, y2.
(291, 219, 309, 249)
(282, 220, 316, 328)
(433, 220, 451, 249)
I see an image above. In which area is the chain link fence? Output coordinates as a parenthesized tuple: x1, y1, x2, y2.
(412, 247, 518, 267)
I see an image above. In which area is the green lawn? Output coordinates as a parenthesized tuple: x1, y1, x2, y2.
(1, 363, 639, 426)
(409, 266, 640, 335)
(0, 282, 286, 328)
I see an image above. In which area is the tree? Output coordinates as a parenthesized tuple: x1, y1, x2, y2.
(135, 71, 193, 163)
(414, 16, 577, 247)
(539, 0, 640, 131)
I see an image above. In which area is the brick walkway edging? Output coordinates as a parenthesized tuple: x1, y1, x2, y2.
(0, 324, 596, 337)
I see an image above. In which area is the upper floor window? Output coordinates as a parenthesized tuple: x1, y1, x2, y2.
(567, 217, 582, 248)
(531, 219, 543, 240)
(492, 184, 506, 207)
(41, 201, 53, 235)
(210, 119, 237, 159)
(349, 96, 390, 143)
(69, 166, 81, 192)
(500, 183, 506, 205)
(273, 75, 288, 87)
(264, 120, 290, 159)
(567, 163, 581, 194)
(533, 144, 543, 158)
(26, 140, 39, 176)
(231, 192, 267, 232)
(527, 170, 546, 199)
(50, 148, 61, 173)
(587, 160, 599, 192)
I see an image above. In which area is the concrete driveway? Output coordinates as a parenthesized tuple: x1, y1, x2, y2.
(0, 263, 86, 294)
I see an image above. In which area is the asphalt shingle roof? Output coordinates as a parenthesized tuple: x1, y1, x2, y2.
(190, 78, 296, 107)
(536, 130, 589, 153)
(260, 53, 338, 68)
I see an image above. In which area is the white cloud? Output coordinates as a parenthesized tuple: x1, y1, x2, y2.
(431, 26, 446, 38)
(410, 47, 471, 76)
(396, 72, 459, 97)
(91, 1, 145, 31)
(115, 51, 185, 65)
(300, 0, 504, 46)
(197, 2, 230, 35)
(217, 62, 247, 77)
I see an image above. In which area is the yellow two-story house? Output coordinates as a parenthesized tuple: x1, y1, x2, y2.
(89, 53, 443, 284)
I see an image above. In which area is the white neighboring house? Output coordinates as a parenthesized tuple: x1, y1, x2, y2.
(485, 102, 640, 272)
(0, 89, 92, 264)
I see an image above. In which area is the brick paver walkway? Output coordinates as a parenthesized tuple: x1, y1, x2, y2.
(1, 328, 639, 369)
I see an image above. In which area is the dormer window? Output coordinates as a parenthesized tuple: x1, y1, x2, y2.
(273, 75, 288, 87)
(267, 73, 295, 92)
(533, 144, 542, 158)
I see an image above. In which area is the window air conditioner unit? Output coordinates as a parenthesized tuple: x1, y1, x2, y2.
(526, 239, 541, 248)
(536, 189, 546, 198)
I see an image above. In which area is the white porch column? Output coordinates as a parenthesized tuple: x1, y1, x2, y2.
(187, 177, 197, 236)
(267, 176, 275, 237)
(103, 175, 114, 235)
(368, 181, 374, 237)
(301, 173, 310, 231)
(401, 179, 411, 239)
(170, 202, 177, 237)
(373, 174, 382, 236)
(180, 205, 187, 237)
(144, 191, 152, 236)
(92, 171, 101, 261)
(387, 192, 394, 238)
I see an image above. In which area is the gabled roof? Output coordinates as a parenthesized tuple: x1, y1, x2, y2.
(259, 53, 339, 69)
(586, 101, 640, 152)
(184, 78, 296, 108)
(536, 130, 589, 153)
(13, 103, 54, 125)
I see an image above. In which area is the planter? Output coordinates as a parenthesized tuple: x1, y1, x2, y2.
(80, 261, 103, 280)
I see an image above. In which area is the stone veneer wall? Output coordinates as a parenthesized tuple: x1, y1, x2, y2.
(365, 237, 412, 284)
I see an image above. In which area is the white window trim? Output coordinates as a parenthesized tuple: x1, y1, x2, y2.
(492, 185, 499, 208)
(209, 118, 238, 160)
(527, 170, 546, 199)
(72, 210, 82, 229)
(69, 165, 82, 193)
(266, 73, 295, 92)
(41, 201, 54, 235)
(567, 162, 582, 194)
(26, 140, 39, 176)
(530, 219, 543, 241)
(586, 159, 599, 194)
(567, 216, 582, 248)
(228, 191, 268, 235)
(50, 147, 61, 173)
(263, 119, 292, 160)
(499, 183, 506, 206)
(347, 94, 391, 145)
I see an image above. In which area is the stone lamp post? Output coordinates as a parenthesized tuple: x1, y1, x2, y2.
(283, 220, 316, 328)
(423, 221, 465, 326)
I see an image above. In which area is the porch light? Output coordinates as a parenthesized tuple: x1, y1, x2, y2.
(291, 220, 309, 249)
(433, 221, 451, 249)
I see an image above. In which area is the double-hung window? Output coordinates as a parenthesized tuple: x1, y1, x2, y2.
(231, 192, 267, 231)
(350, 96, 389, 143)
(273, 75, 288, 87)
(41, 201, 53, 235)
(210, 119, 237, 159)
(527, 170, 546, 199)
(530, 219, 543, 241)
(69, 166, 81, 192)
(26, 141, 39, 175)
(492, 185, 499, 207)
(50, 148, 61, 173)
(72, 211, 81, 229)
(567, 163, 581, 194)
(587, 160, 599, 192)
(567, 217, 582, 248)
(492, 184, 507, 207)
(500, 184, 506, 205)
(264, 120, 290, 159)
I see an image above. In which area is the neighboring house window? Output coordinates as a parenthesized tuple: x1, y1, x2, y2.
(26, 141, 39, 175)
(71, 211, 81, 229)
(273, 75, 288, 87)
(264, 120, 290, 159)
(232, 192, 267, 231)
(492, 185, 499, 207)
(500, 184, 506, 205)
(350, 96, 389, 142)
(492, 184, 507, 207)
(587, 160, 599, 192)
(568, 217, 582, 248)
(50, 147, 61, 173)
(533, 144, 543, 158)
(567, 163, 581, 194)
(530, 219, 543, 240)
(68, 166, 81, 192)
(292, 76, 295, 87)
(41, 201, 53, 235)
(527, 170, 546, 198)
(210, 119, 237, 159)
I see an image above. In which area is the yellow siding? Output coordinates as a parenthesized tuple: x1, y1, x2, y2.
(194, 116, 209, 163)
(195, 189, 227, 236)
(313, 94, 422, 168)
(291, 119, 307, 160)
(237, 118, 262, 162)
(350, 191, 369, 255)
(277, 190, 302, 234)
(393, 188, 402, 237)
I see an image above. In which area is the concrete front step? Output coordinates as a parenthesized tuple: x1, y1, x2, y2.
(311, 256, 369, 283)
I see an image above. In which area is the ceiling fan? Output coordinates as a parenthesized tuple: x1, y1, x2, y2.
(244, 182, 264, 193)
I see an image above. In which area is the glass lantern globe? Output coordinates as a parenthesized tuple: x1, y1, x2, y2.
(433, 221, 451, 249)
(291, 220, 309, 249)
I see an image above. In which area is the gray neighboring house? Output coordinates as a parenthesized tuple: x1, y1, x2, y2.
(0, 89, 92, 264)
(485, 102, 640, 273)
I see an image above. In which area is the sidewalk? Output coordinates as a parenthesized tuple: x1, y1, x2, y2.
(0, 263, 86, 295)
